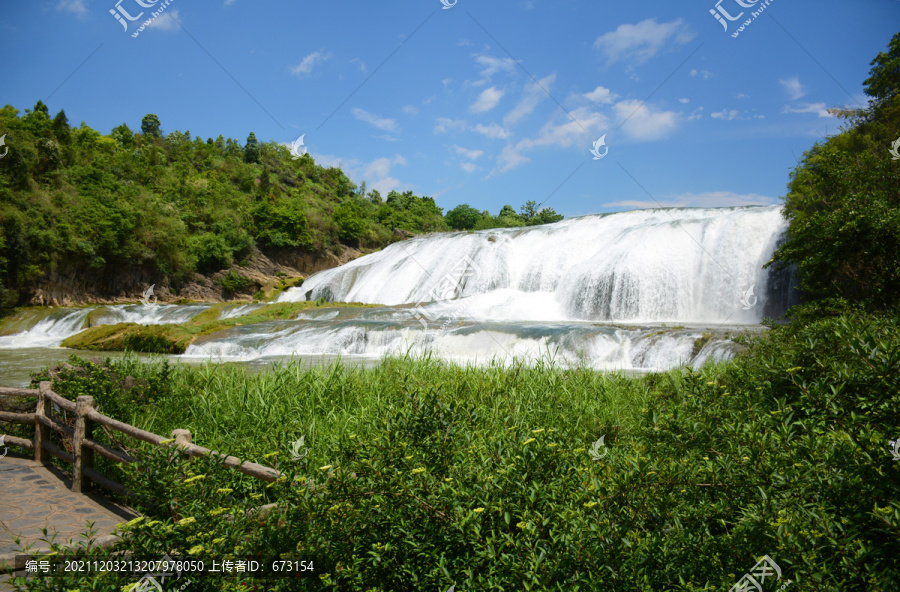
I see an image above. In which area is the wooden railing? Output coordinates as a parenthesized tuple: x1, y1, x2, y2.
(0, 383, 281, 497)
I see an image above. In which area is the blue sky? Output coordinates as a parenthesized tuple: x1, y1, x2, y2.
(0, 0, 897, 217)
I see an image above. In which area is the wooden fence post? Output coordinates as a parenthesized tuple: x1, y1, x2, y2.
(34, 382, 52, 466)
(73, 395, 95, 493)
(172, 429, 192, 450)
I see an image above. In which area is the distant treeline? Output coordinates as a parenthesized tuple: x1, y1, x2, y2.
(0, 105, 562, 308)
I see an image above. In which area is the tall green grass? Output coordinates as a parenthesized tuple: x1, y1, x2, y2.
(134, 353, 657, 468)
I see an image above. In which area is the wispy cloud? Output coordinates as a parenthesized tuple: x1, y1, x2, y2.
(603, 191, 777, 209)
(594, 18, 695, 66)
(474, 55, 517, 77)
(711, 109, 740, 121)
(453, 145, 484, 160)
(496, 106, 607, 173)
(57, 0, 87, 16)
(147, 9, 181, 31)
(780, 76, 806, 100)
(613, 100, 679, 140)
(782, 102, 833, 118)
(290, 50, 332, 77)
(677, 97, 690, 104)
(470, 86, 505, 113)
(472, 123, 510, 139)
(402, 105, 419, 116)
(316, 154, 409, 195)
(504, 73, 555, 126)
(352, 108, 399, 133)
(690, 69, 713, 80)
(350, 58, 367, 73)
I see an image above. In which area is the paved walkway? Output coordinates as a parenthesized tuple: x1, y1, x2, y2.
(0, 454, 137, 590)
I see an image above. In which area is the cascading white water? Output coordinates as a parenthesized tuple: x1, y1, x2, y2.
(280, 206, 791, 324)
(0, 304, 215, 348)
(0, 308, 94, 349)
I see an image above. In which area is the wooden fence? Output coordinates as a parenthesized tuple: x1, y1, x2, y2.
(0, 382, 281, 497)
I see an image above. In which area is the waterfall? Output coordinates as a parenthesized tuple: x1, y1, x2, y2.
(281, 206, 795, 324)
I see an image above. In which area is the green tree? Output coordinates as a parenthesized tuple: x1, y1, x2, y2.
(768, 32, 900, 310)
(141, 114, 162, 137)
(445, 203, 481, 230)
(244, 131, 260, 164)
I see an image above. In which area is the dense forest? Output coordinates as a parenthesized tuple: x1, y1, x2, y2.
(0, 108, 562, 308)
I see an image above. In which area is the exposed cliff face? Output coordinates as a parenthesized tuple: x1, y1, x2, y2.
(26, 246, 364, 306)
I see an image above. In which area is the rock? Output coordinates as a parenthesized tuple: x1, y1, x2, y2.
(393, 228, 414, 239)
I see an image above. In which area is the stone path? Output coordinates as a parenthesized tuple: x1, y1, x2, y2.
(0, 454, 137, 590)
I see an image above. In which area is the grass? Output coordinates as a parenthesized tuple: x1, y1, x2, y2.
(130, 353, 656, 466)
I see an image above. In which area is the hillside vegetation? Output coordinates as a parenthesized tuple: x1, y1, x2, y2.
(0, 108, 562, 308)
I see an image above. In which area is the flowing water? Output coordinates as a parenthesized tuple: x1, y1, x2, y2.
(0, 206, 797, 385)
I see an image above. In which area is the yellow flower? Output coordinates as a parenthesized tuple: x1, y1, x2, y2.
(523, 438, 536, 446)
(584, 501, 598, 509)
(176, 516, 197, 527)
(546, 443, 557, 448)
(126, 516, 145, 527)
(444, 478, 454, 482)
(187, 545, 204, 555)
(517, 521, 528, 529)
(216, 488, 233, 495)
(404, 456, 413, 461)
(212, 538, 226, 544)
(209, 507, 230, 517)
(473, 507, 485, 513)
(263, 452, 278, 459)
(158, 438, 175, 445)
(250, 493, 264, 500)
(531, 429, 545, 434)
(320, 465, 333, 471)
(183, 474, 205, 484)
(146, 520, 160, 527)
(702, 456, 709, 461)
(411, 468, 426, 475)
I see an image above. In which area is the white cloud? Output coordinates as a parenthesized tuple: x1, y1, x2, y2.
(594, 18, 695, 65)
(613, 100, 678, 141)
(690, 69, 713, 80)
(402, 105, 419, 116)
(780, 76, 806, 100)
(146, 8, 181, 31)
(453, 145, 484, 160)
(352, 108, 399, 133)
(290, 51, 332, 77)
(442, 78, 454, 88)
(350, 58, 367, 72)
(470, 86, 505, 113)
(316, 154, 409, 196)
(472, 123, 511, 139)
(496, 107, 608, 173)
(224, 0, 238, 5)
(677, 97, 690, 104)
(688, 107, 704, 120)
(782, 102, 834, 118)
(504, 73, 556, 126)
(434, 117, 468, 134)
(460, 162, 478, 173)
(583, 85, 616, 104)
(474, 55, 517, 77)
(57, 0, 87, 16)
(711, 109, 740, 121)
(735, 93, 750, 99)
(603, 191, 777, 209)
